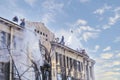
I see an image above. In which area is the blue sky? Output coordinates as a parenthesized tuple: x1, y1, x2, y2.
(0, 0, 120, 80)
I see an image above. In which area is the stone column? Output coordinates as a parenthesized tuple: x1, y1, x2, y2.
(91, 64, 95, 80)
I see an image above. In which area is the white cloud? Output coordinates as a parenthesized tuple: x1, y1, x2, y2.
(94, 9, 104, 15)
(99, 59, 120, 68)
(96, 75, 119, 80)
(114, 51, 120, 58)
(102, 6, 120, 30)
(103, 61, 120, 68)
(102, 25, 111, 30)
(101, 53, 113, 59)
(94, 4, 111, 15)
(41, 12, 55, 25)
(113, 68, 120, 71)
(71, 19, 101, 42)
(114, 7, 120, 13)
(94, 51, 120, 80)
(95, 45, 100, 51)
(77, 26, 101, 42)
(56, 18, 101, 49)
(103, 46, 111, 52)
(103, 71, 120, 76)
(78, 26, 101, 33)
(42, 0, 64, 12)
(108, 13, 120, 25)
(79, 0, 90, 3)
(24, 0, 37, 6)
(117, 53, 120, 57)
(0, 0, 27, 21)
(90, 45, 100, 52)
(54, 19, 100, 49)
(75, 19, 87, 26)
(82, 32, 98, 42)
(95, 59, 120, 80)
(41, 0, 64, 25)
(113, 61, 120, 66)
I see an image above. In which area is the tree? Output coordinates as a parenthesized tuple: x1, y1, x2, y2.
(39, 41, 52, 80)
(0, 40, 21, 80)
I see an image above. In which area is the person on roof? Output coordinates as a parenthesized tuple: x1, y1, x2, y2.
(59, 36, 65, 45)
(12, 16, 18, 22)
(20, 18, 25, 28)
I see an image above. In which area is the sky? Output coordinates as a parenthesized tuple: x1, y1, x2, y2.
(0, 0, 120, 80)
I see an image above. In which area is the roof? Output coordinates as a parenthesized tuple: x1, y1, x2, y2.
(51, 42, 95, 63)
(0, 17, 23, 30)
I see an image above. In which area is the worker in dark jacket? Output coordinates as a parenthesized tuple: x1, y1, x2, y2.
(12, 16, 18, 22)
(60, 36, 65, 45)
(20, 18, 25, 28)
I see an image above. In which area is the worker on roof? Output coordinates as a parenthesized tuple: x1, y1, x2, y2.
(12, 16, 18, 22)
(60, 36, 65, 45)
(20, 18, 25, 28)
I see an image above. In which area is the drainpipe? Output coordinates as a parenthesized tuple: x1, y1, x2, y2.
(9, 26, 13, 80)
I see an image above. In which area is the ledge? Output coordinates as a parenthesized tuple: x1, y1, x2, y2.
(51, 42, 89, 58)
(51, 42, 95, 63)
(0, 17, 23, 30)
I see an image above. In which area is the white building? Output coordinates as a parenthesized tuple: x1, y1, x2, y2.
(0, 17, 95, 80)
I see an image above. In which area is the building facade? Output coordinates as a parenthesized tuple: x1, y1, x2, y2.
(26, 20, 95, 80)
(0, 17, 24, 80)
(50, 42, 95, 80)
(0, 17, 95, 80)
(26, 21, 55, 52)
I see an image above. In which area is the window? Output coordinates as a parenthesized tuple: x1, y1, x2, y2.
(66, 57, 69, 68)
(40, 32, 42, 35)
(46, 34, 48, 37)
(78, 61, 80, 72)
(63, 55, 66, 67)
(86, 65, 89, 80)
(56, 52, 58, 64)
(0, 31, 6, 48)
(81, 62, 83, 71)
(43, 33, 45, 36)
(70, 58, 72, 68)
(15, 37, 23, 52)
(46, 39, 48, 41)
(0, 31, 11, 48)
(34, 29, 36, 32)
(59, 54, 62, 66)
(6, 33, 10, 48)
(37, 30, 39, 33)
(73, 60, 77, 70)
(79, 62, 82, 72)
(13, 36, 16, 49)
(0, 63, 4, 73)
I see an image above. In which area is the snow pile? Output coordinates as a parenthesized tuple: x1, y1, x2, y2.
(12, 26, 44, 80)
